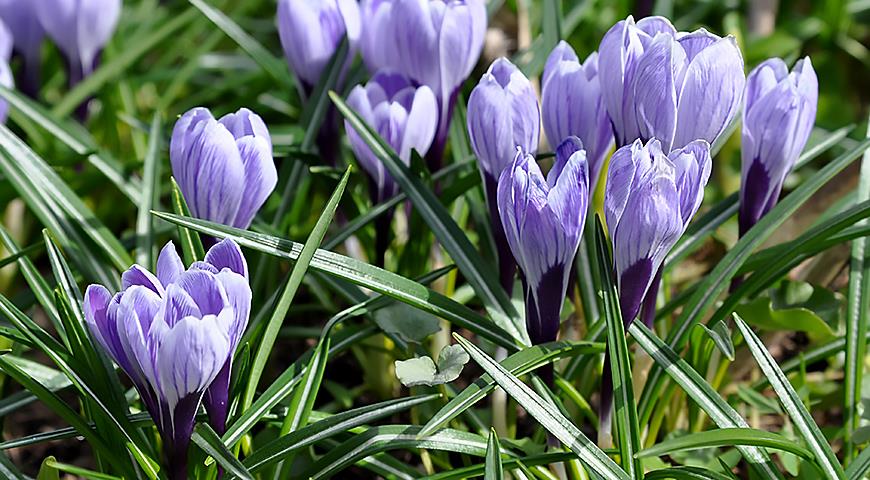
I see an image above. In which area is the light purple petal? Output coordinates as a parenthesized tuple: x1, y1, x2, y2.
(156, 242, 184, 287)
(219, 108, 272, 151)
(0, 0, 44, 61)
(626, 33, 683, 149)
(232, 136, 277, 229)
(204, 239, 248, 279)
(215, 270, 251, 350)
(399, 85, 438, 161)
(121, 265, 163, 294)
(175, 270, 229, 317)
(161, 284, 203, 328)
(668, 140, 711, 227)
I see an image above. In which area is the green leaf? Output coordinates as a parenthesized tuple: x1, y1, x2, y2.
(695, 320, 735, 361)
(845, 119, 870, 459)
(191, 424, 253, 480)
(644, 466, 738, 480)
(638, 428, 815, 462)
(169, 177, 205, 264)
(733, 314, 845, 479)
(593, 216, 641, 477)
(420, 340, 604, 436)
(301, 425, 493, 479)
(135, 113, 163, 267)
(629, 321, 785, 479)
(152, 211, 521, 351)
(0, 85, 141, 202)
(374, 303, 441, 344)
(41, 459, 122, 480)
(330, 91, 527, 345)
(188, 0, 294, 90)
(240, 394, 439, 473)
(0, 452, 27, 480)
(396, 345, 470, 388)
(36, 456, 61, 480)
(641, 137, 870, 426)
(241, 167, 350, 414)
(453, 334, 629, 480)
(484, 429, 503, 480)
(845, 442, 870, 479)
(735, 292, 836, 338)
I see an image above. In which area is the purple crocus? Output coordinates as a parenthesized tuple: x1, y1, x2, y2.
(33, 0, 121, 88)
(604, 138, 711, 325)
(598, 15, 745, 150)
(467, 57, 540, 293)
(0, 0, 43, 96)
(276, 0, 360, 88)
(84, 240, 251, 480)
(498, 138, 589, 384)
(170, 107, 277, 230)
(360, 0, 487, 169)
(345, 71, 438, 265)
(739, 57, 817, 236)
(542, 41, 613, 191)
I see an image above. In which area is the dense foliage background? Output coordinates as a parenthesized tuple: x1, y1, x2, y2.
(0, 0, 868, 478)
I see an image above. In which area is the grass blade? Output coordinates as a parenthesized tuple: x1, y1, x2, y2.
(169, 177, 205, 264)
(241, 167, 350, 414)
(733, 314, 845, 479)
(454, 334, 629, 480)
(629, 321, 784, 479)
(637, 428, 815, 462)
(330, 91, 527, 345)
(593, 217, 641, 477)
(484, 428, 503, 480)
(192, 424, 253, 480)
(845, 120, 870, 460)
(644, 467, 737, 480)
(135, 114, 163, 267)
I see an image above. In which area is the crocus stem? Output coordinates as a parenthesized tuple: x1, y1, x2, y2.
(484, 174, 516, 295)
(374, 213, 393, 268)
(426, 90, 459, 173)
(315, 108, 340, 166)
(19, 54, 41, 99)
(204, 361, 231, 436)
(639, 268, 663, 328)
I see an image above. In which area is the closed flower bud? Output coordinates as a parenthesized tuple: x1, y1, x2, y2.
(170, 107, 277, 230)
(598, 16, 744, 151)
(0, 1, 41, 96)
(498, 138, 589, 350)
(542, 41, 613, 190)
(84, 240, 251, 480)
(360, 0, 487, 167)
(345, 71, 438, 203)
(34, 0, 121, 86)
(604, 138, 710, 324)
(276, 0, 361, 88)
(739, 57, 817, 236)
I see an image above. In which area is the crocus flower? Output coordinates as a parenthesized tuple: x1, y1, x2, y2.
(170, 107, 277, 230)
(84, 240, 251, 480)
(541, 41, 613, 191)
(604, 138, 711, 325)
(360, 0, 487, 169)
(345, 71, 438, 264)
(0, 20, 11, 122)
(467, 57, 540, 292)
(598, 15, 745, 150)
(0, 0, 43, 96)
(34, 0, 121, 87)
(739, 57, 817, 236)
(498, 138, 589, 383)
(276, 0, 361, 89)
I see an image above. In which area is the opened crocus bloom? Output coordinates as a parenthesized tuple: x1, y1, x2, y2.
(498, 138, 589, 366)
(360, 0, 486, 168)
(604, 138, 711, 325)
(598, 15, 744, 150)
(542, 41, 613, 192)
(33, 0, 120, 87)
(467, 57, 540, 292)
(739, 57, 817, 236)
(170, 107, 277, 230)
(84, 240, 251, 480)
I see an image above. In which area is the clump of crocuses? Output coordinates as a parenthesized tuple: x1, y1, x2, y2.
(467, 57, 540, 293)
(542, 41, 613, 190)
(84, 240, 251, 480)
(598, 15, 745, 150)
(739, 57, 818, 237)
(170, 107, 277, 230)
(498, 138, 589, 384)
(361, 0, 487, 169)
(345, 71, 438, 265)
